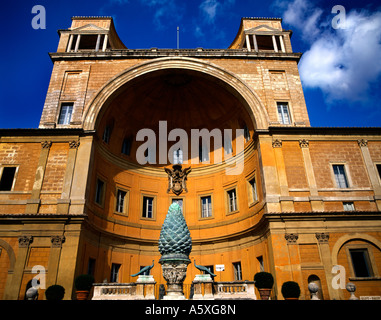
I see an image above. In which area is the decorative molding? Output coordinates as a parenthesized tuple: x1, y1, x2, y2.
(357, 139, 368, 147)
(315, 232, 330, 243)
(299, 139, 309, 148)
(18, 236, 33, 248)
(41, 141, 52, 149)
(69, 140, 80, 149)
(272, 139, 282, 148)
(285, 233, 298, 244)
(51, 235, 66, 248)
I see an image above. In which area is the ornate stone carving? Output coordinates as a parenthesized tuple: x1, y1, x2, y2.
(315, 232, 329, 243)
(285, 233, 298, 244)
(162, 263, 188, 285)
(164, 164, 191, 196)
(18, 235, 33, 248)
(299, 139, 309, 148)
(69, 140, 80, 149)
(51, 235, 65, 248)
(41, 141, 52, 149)
(272, 139, 282, 148)
(357, 139, 368, 147)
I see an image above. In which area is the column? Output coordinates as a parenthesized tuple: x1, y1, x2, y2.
(358, 139, 381, 210)
(245, 34, 251, 51)
(57, 140, 80, 214)
(74, 34, 81, 52)
(102, 34, 108, 52)
(4, 236, 33, 299)
(299, 139, 324, 211)
(279, 35, 286, 53)
(67, 34, 74, 52)
(272, 35, 278, 52)
(253, 34, 258, 52)
(25, 141, 52, 214)
(95, 34, 101, 52)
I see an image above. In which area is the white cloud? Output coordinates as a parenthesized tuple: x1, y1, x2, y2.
(200, 0, 219, 23)
(276, 0, 381, 103)
(139, 0, 184, 29)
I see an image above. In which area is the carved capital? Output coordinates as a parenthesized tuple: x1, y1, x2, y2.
(272, 139, 282, 148)
(51, 235, 65, 248)
(299, 139, 309, 148)
(69, 140, 80, 149)
(315, 233, 329, 243)
(357, 139, 368, 147)
(18, 235, 33, 248)
(161, 262, 188, 285)
(285, 233, 298, 244)
(41, 141, 52, 149)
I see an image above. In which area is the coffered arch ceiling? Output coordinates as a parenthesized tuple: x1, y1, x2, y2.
(83, 57, 269, 132)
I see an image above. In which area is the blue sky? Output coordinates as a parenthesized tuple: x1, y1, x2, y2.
(0, 0, 380, 128)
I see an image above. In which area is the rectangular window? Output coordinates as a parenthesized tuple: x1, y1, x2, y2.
(224, 133, 233, 154)
(58, 103, 73, 125)
(233, 262, 242, 281)
(199, 143, 209, 163)
(121, 138, 132, 156)
(257, 256, 264, 272)
(103, 126, 111, 144)
(142, 196, 154, 219)
(172, 198, 184, 213)
(115, 189, 127, 213)
(343, 202, 355, 211)
(87, 258, 96, 277)
(139, 265, 151, 276)
(110, 263, 121, 283)
(277, 102, 291, 125)
(243, 125, 250, 142)
(0, 167, 17, 191)
(227, 188, 238, 213)
(249, 177, 258, 204)
(95, 178, 105, 206)
(333, 164, 349, 188)
(201, 195, 212, 218)
(173, 148, 183, 164)
(349, 249, 373, 278)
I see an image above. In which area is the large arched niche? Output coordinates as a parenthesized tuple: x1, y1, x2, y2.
(83, 57, 269, 132)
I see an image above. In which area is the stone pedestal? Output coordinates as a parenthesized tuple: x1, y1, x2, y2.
(159, 254, 190, 300)
(136, 275, 156, 299)
(192, 274, 214, 300)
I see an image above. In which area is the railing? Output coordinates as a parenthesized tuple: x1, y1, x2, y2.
(92, 283, 137, 300)
(92, 281, 256, 300)
(214, 281, 256, 300)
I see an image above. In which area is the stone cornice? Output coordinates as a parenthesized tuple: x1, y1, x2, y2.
(49, 50, 302, 62)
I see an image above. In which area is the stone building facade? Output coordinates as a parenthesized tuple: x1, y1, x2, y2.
(0, 16, 380, 300)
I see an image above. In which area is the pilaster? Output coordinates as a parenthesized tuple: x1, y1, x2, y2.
(357, 139, 381, 210)
(25, 141, 52, 214)
(299, 139, 324, 211)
